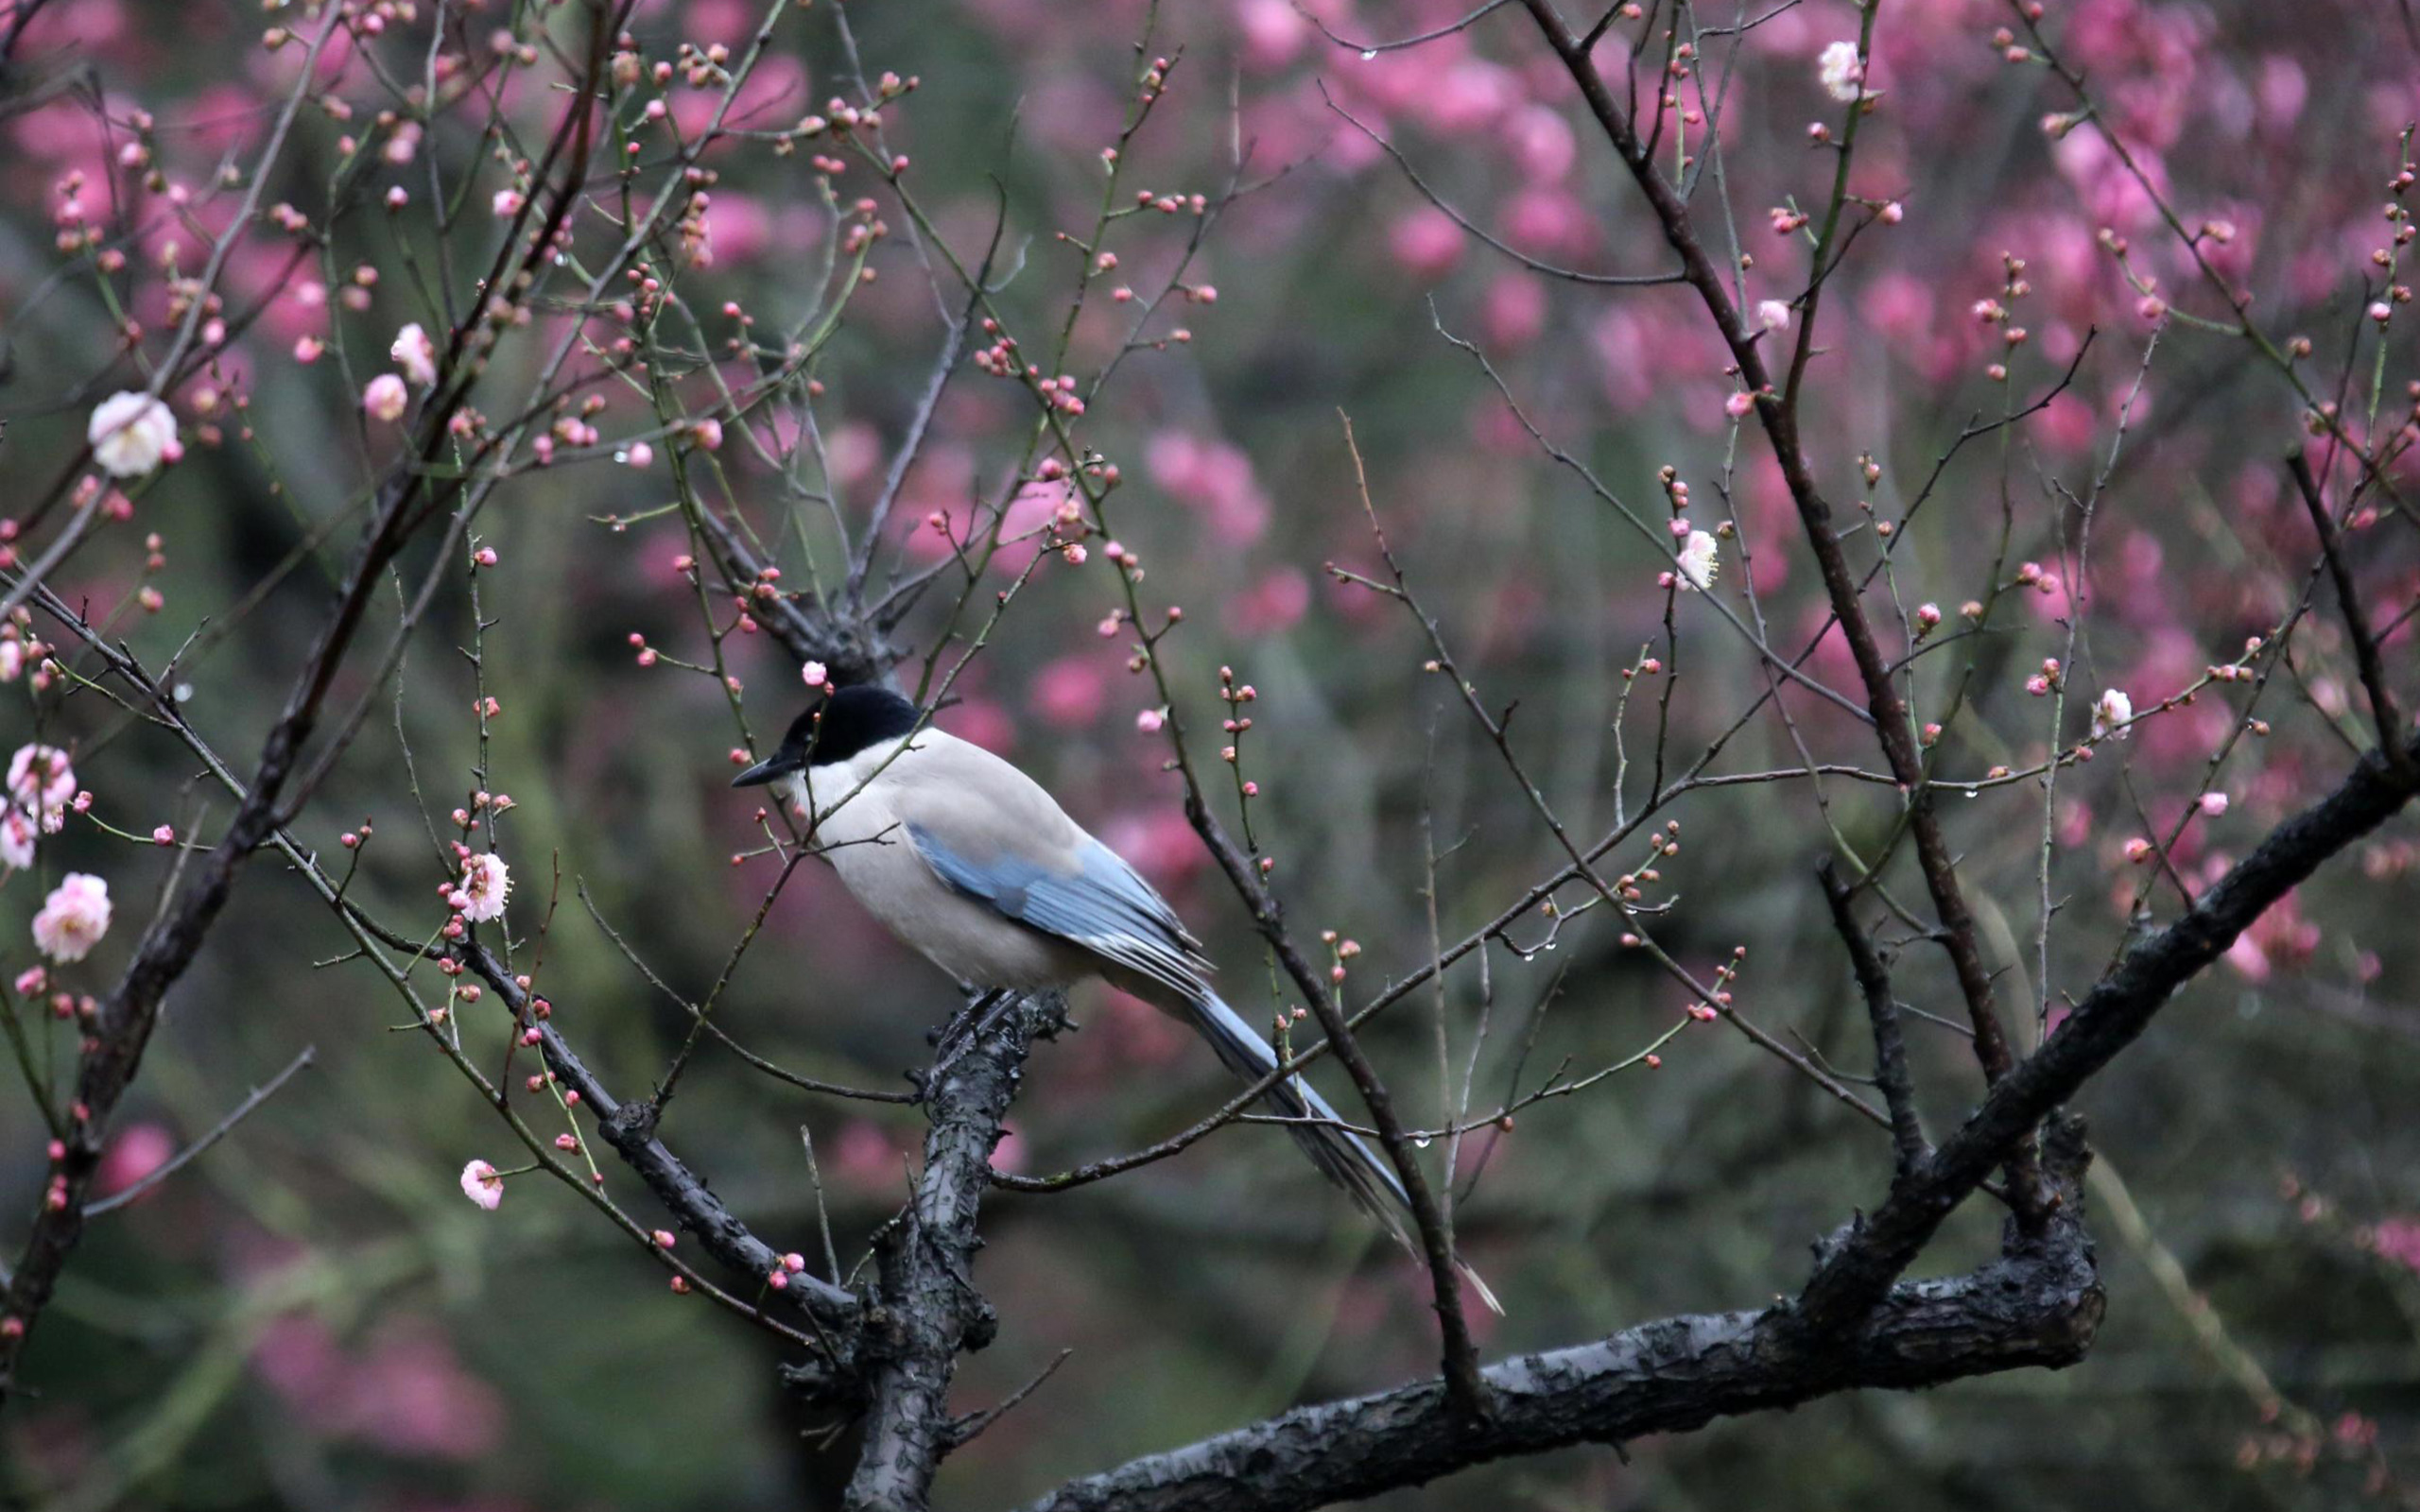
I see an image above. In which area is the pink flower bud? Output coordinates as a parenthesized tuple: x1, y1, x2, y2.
(363, 374, 409, 423)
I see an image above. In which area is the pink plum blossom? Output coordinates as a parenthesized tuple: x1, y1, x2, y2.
(458, 852, 510, 922)
(390, 322, 438, 386)
(9, 745, 75, 812)
(459, 1160, 504, 1210)
(0, 811, 34, 873)
(362, 373, 408, 423)
(32, 873, 111, 962)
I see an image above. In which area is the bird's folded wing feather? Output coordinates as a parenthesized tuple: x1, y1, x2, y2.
(900, 765, 1211, 1001)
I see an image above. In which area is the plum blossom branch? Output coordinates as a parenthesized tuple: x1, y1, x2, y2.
(2288, 448, 2407, 769)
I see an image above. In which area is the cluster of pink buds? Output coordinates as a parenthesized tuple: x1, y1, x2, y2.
(1614, 821, 1682, 909)
(1659, 466, 1689, 527)
(1218, 667, 1257, 748)
(737, 564, 784, 614)
(551, 409, 603, 453)
(1687, 942, 1748, 1022)
(1035, 374, 1084, 416)
(972, 318, 1021, 376)
(674, 40, 736, 89)
(1137, 53, 1174, 102)
(839, 199, 890, 260)
(1318, 931, 1362, 986)
(2025, 657, 2062, 696)
(1131, 188, 1209, 216)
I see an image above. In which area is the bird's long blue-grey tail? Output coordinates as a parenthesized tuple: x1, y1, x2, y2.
(1185, 990, 1502, 1315)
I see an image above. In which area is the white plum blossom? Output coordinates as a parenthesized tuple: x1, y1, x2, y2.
(1757, 299, 1791, 333)
(1676, 530, 1720, 593)
(0, 639, 23, 682)
(803, 661, 829, 689)
(459, 1159, 504, 1211)
(1819, 40, 1863, 102)
(87, 391, 178, 477)
(2091, 687, 2134, 741)
(457, 851, 510, 922)
(32, 872, 111, 962)
(363, 373, 409, 423)
(391, 322, 439, 387)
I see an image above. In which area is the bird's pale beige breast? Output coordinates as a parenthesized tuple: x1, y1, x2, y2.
(790, 743, 1091, 990)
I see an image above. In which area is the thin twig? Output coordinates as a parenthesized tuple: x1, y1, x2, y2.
(2288, 448, 2406, 768)
(85, 1046, 318, 1216)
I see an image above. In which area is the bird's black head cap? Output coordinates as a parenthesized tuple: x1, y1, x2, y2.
(732, 684, 919, 786)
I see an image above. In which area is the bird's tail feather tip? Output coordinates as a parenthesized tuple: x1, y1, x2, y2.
(1186, 989, 1510, 1317)
(1461, 1259, 1506, 1317)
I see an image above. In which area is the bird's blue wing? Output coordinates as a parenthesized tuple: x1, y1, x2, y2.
(907, 824, 1210, 999)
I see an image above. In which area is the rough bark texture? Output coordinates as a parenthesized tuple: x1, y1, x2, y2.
(843, 993, 1064, 1512)
(1022, 1127, 2101, 1512)
(1790, 733, 2419, 1335)
(1012, 734, 2414, 1511)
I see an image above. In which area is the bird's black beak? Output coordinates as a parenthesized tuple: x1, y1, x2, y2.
(731, 751, 800, 788)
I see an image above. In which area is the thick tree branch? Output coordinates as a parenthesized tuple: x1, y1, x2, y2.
(0, 475, 431, 1401)
(459, 944, 865, 1333)
(840, 991, 1063, 1512)
(694, 503, 890, 687)
(1020, 1127, 2101, 1512)
(1789, 729, 2420, 1334)
(1026, 732, 2417, 1509)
